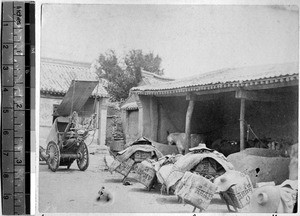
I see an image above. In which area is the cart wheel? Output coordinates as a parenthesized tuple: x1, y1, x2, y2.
(77, 142, 89, 171)
(46, 141, 60, 172)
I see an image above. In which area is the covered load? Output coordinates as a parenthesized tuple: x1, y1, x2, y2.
(163, 144, 234, 193)
(214, 170, 254, 211)
(107, 137, 163, 178)
(116, 137, 163, 162)
(131, 160, 157, 190)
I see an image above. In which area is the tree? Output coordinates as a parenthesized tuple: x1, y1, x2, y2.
(125, 49, 164, 76)
(95, 49, 163, 101)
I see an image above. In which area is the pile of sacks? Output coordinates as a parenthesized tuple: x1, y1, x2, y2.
(105, 139, 298, 213)
(154, 143, 250, 212)
(153, 143, 298, 213)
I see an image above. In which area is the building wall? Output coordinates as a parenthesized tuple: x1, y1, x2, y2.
(40, 97, 62, 127)
(40, 97, 62, 148)
(157, 96, 188, 143)
(218, 92, 240, 141)
(189, 95, 226, 145)
(156, 95, 224, 144)
(127, 110, 139, 143)
(244, 94, 298, 143)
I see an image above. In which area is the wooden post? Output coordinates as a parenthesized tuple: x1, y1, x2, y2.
(185, 99, 195, 154)
(124, 110, 129, 142)
(150, 96, 158, 141)
(137, 97, 144, 137)
(240, 98, 246, 151)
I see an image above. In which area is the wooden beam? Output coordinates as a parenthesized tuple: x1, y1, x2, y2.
(186, 93, 196, 100)
(184, 99, 195, 154)
(191, 94, 221, 101)
(235, 89, 285, 102)
(243, 79, 298, 91)
(240, 98, 246, 151)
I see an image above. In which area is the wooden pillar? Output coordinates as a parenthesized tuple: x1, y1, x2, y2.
(137, 97, 144, 137)
(150, 96, 158, 141)
(122, 109, 130, 143)
(185, 99, 195, 154)
(240, 98, 246, 151)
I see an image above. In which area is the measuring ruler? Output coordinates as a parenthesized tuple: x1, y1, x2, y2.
(1, 1, 34, 215)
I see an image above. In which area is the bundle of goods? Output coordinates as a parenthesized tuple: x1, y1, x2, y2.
(133, 150, 153, 163)
(214, 170, 254, 212)
(117, 137, 163, 162)
(108, 157, 135, 177)
(108, 137, 163, 180)
(175, 171, 217, 212)
(154, 154, 182, 172)
(131, 154, 182, 191)
(154, 154, 183, 194)
(131, 160, 157, 190)
(164, 144, 234, 195)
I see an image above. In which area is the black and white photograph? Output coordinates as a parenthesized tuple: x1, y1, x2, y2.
(37, 0, 298, 214)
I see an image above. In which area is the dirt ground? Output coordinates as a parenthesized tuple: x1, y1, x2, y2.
(38, 145, 231, 214)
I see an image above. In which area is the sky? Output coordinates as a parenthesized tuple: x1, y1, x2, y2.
(41, 4, 298, 78)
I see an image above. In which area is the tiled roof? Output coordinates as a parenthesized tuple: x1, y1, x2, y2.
(119, 70, 174, 110)
(121, 102, 139, 110)
(40, 58, 108, 97)
(132, 62, 299, 95)
(139, 69, 175, 85)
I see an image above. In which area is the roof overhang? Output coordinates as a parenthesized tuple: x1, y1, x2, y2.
(132, 74, 299, 97)
(131, 62, 299, 97)
(121, 102, 139, 110)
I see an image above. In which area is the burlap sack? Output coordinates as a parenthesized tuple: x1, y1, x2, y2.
(226, 174, 253, 209)
(131, 160, 156, 188)
(109, 158, 135, 176)
(175, 171, 217, 210)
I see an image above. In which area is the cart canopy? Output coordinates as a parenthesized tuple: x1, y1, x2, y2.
(57, 80, 98, 116)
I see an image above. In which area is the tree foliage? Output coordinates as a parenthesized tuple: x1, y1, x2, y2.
(95, 49, 163, 101)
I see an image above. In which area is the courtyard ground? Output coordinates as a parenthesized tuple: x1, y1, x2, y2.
(38, 144, 234, 214)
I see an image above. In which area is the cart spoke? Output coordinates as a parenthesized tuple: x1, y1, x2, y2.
(77, 143, 89, 171)
(46, 142, 60, 172)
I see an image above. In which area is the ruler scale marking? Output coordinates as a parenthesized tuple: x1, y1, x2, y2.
(2, 1, 34, 215)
